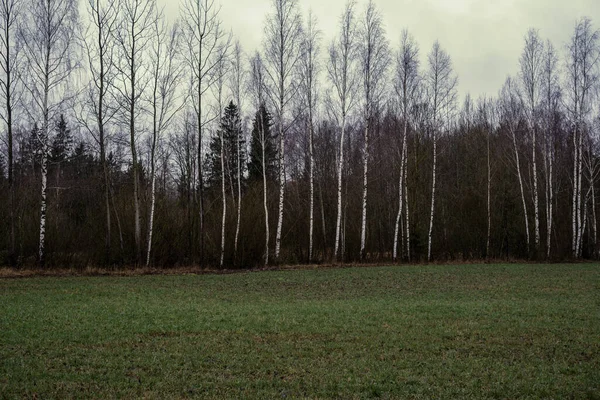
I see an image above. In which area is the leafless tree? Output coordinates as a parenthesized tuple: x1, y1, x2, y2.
(113, 0, 157, 264)
(250, 52, 270, 265)
(425, 41, 457, 261)
(328, 0, 359, 261)
(541, 39, 560, 258)
(299, 10, 321, 262)
(565, 18, 599, 258)
(20, 0, 79, 266)
(79, 0, 118, 263)
(500, 77, 530, 251)
(146, 13, 184, 267)
(0, 0, 21, 265)
(519, 29, 544, 255)
(477, 97, 497, 258)
(392, 29, 419, 262)
(358, 0, 389, 260)
(180, 0, 229, 265)
(228, 40, 246, 262)
(263, 0, 303, 261)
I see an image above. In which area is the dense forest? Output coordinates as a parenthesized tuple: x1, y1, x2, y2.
(0, 0, 599, 268)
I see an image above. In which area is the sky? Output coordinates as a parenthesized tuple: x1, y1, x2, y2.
(159, 0, 600, 100)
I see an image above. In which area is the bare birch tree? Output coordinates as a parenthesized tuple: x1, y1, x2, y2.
(114, 0, 156, 264)
(477, 97, 496, 258)
(299, 11, 321, 262)
(425, 41, 457, 261)
(0, 0, 20, 265)
(146, 14, 183, 266)
(541, 39, 560, 258)
(20, 0, 78, 266)
(79, 0, 117, 263)
(358, 0, 389, 260)
(328, 0, 358, 261)
(263, 0, 302, 261)
(393, 29, 419, 262)
(565, 18, 599, 257)
(519, 29, 544, 255)
(500, 77, 530, 251)
(250, 52, 270, 265)
(208, 42, 231, 268)
(229, 40, 246, 262)
(180, 0, 229, 265)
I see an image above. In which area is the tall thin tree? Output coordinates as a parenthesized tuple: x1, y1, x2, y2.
(328, 0, 358, 261)
(80, 0, 118, 263)
(263, 0, 303, 261)
(180, 0, 228, 266)
(146, 14, 183, 266)
(393, 29, 419, 262)
(0, 0, 20, 265)
(519, 29, 544, 256)
(300, 11, 321, 262)
(425, 41, 457, 261)
(20, 0, 78, 266)
(114, 0, 157, 264)
(358, 0, 389, 260)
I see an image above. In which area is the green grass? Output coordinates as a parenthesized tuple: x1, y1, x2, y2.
(0, 264, 599, 399)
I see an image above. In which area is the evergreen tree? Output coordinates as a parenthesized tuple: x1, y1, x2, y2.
(206, 102, 246, 189)
(247, 103, 277, 183)
(50, 114, 73, 163)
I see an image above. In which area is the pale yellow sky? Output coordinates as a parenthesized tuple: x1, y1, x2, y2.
(159, 0, 600, 99)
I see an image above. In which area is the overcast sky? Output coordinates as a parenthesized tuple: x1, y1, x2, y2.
(159, 0, 600, 100)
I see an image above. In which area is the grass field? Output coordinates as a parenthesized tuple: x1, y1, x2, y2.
(0, 264, 599, 399)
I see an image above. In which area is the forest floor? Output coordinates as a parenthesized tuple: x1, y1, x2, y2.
(0, 263, 598, 398)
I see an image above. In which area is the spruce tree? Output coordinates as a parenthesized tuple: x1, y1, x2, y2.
(247, 104, 277, 183)
(206, 102, 246, 190)
(50, 114, 73, 163)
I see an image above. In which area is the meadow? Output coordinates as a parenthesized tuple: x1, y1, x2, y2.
(1, 264, 599, 399)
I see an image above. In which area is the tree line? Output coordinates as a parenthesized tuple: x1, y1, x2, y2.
(0, 0, 599, 268)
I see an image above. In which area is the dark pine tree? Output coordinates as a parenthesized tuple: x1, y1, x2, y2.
(205, 101, 246, 190)
(247, 103, 277, 183)
(50, 114, 73, 163)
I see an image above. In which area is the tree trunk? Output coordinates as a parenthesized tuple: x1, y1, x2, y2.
(512, 126, 530, 253)
(275, 115, 285, 260)
(532, 125, 540, 255)
(234, 123, 242, 263)
(487, 123, 491, 258)
(308, 118, 315, 263)
(261, 115, 269, 266)
(427, 129, 437, 261)
(393, 117, 408, 261)
(220, 126, 226, 268)
(360, 122, 369, 260)
(334, 117, 346, 260)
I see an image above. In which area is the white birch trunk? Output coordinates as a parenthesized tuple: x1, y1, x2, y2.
(512, 126, 531, 251)
(334, 118, 346, 260)
(576, 124, 584, 257)
(393, 118, 408, 261)
(571, 123, 579, 258)
(146, 152, 157, 267)
(404, 153, 411, 262)
(308, 120, 315, 262)
(427, 129, 437, 261)
(234, 126, 241, 259)
(275, 119, 285, 260)
(532, 126, 540, 252)
(220, 128, 226, 268)
(487, 124, 491, 258)
(360, 123, 369, 260)
(39, 134, 48, 266)
(261, 117, 270, 266)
